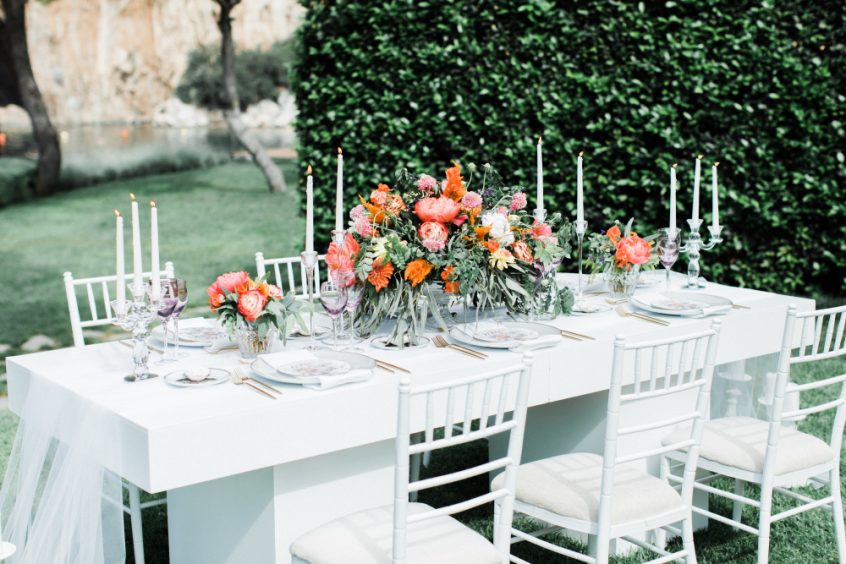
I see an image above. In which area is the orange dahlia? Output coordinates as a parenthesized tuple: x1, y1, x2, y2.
(403, 258, 433, 287)
(443, 163, 466, 202)
(367, 258, 394, 292)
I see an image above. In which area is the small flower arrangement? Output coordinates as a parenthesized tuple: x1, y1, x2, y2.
(586, 219, 657, 275)
(206, 271, 304, 346)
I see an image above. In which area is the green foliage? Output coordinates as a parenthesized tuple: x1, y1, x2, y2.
(0, 157, 35, 206)
(176, 40, 295, 110)
(293, 0, 846, 296)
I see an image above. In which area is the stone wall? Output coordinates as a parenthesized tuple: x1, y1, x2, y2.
(0, 0, 303, 127)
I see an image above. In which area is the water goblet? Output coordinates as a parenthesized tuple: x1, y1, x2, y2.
(657, 228, 681, 291)
(344, 281, 365, 345)
(168, 279, 189, 360)
(152, 279, 178, 362)
(320, 280, 348, 351)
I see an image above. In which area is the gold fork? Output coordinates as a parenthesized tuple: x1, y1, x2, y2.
(560, 329, 595, 341)
(432, 335, 487, 359)
(614, 305, 670, 326)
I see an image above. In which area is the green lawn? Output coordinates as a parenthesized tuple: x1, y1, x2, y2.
(0, 163, 843, 562)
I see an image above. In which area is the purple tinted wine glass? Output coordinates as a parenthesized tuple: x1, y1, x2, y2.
(151, 279, 178, 362)
(320, 280, 348, 351)
(169, 279, 188, 360)
(657, 229, 680, 291)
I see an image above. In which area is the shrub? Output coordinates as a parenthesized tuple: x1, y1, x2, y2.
(0, 157, 35, 206)
(176, 40, 295, 111)
(292, 0, 846, 296)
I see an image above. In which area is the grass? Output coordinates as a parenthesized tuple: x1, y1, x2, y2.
(0, 163, 843, 562)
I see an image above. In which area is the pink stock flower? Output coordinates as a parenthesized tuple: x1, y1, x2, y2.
(615, 235, 652, 267)
(417, 174, 438, 194)
(370, 190, 387, 206)
(350, 204, 367, 221)
(216, 271, 250, 293)
(414, 196, 461, 223)
(237, 289, 267, 322)
(461, 191, 483, 210)
(510, 192, 527, 211)
(354, 217, 374, 237)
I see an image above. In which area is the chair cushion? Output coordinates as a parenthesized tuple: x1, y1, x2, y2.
(662, 416, 834, 475)
(290, 502, 502, 564)
(492, 452, 684, 526)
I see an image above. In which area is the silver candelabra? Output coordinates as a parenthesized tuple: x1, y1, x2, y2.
(678, 219, 723, 289)
(300, 249, 318, 345)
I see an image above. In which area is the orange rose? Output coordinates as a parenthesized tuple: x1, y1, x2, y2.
(206, 282, 225, 311)
(367, 258, 394, 292)
(607, 225, 622, 244)
(443, 164, 466, 201)
(441, 265, 459, 293)
(512, 240, 533, 262)
(237, 289, 267, 322)
(403, 258, 433, 287)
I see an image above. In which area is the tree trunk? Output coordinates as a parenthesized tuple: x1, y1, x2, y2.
(215, 0, 286, 193)
(1, 0, 60, 197)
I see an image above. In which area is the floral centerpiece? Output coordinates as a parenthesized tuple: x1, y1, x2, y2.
(206, 271, 304, 358)
(586, 219, 657, 298)
(325, 162, 573, 346)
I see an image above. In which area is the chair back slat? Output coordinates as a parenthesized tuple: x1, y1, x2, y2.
(63, 261, 175, 347)
(255, 253, 327, 298)
(393, 356, 532, 562)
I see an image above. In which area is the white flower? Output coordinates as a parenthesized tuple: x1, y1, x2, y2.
(482, 211, 515, 246)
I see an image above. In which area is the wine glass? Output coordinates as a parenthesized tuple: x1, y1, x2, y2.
(169, 279, 189, 359)
(344, 281, 366, 345)
(320, 280, 348, 350)
(656, 229, 681, 291)
(152, 279, 178, 362)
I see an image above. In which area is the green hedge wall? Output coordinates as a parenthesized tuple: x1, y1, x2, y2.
(293, 0, 846, 296)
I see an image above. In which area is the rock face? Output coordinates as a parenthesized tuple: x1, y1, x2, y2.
(0, 0, 303, 126)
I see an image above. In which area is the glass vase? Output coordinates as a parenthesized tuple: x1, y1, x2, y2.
(235, 322, 276, 360)
(531, 258, 563, 320)
(604, 265, 640, 300)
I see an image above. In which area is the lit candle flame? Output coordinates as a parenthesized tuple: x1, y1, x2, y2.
(307, 164, 313, 175)
(714, 161, 720, 167)
(129, 193, 136, 201)
(338, 147, 343, 155)
(150, 201, 157, 208)
(672, 163, 678, 169)
(697, 154, 704, 160)
(114, 209, 121, 217)
(538, 136, 542, 144)
(578, 151, 584, 158)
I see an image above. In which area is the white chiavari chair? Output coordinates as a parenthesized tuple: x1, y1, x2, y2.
(496, 322, 721, 563)
(62, 265, 174, 564)
(63, 262, 175, 347)
(255, 252, 325, 298)
(664, 304, 846, 563)
(290, 354, 534, 563)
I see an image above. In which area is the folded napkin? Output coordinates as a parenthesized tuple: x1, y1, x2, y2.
(255, 351, 373, 391)
(679, 304, 732, 318)
(509, 334, 562, 352)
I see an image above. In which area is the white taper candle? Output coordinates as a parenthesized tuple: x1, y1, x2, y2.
(306, 164, 314, 253)
(670, 163, 677, 234)
(335, 147, 344, 231)
(130, 193, 142, 295)
(115, 210, 125, 306)
(692, 154, 702, 222)
(577, 151, 584, 224)
(150, 201, 160, 301)
(712, 161, 720, 228)
(536, 136, 543, 213)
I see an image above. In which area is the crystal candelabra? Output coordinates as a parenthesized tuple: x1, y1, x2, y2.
(678, 219, 723, 289)
(111, 289, 159, 382)
(300, 250, 319, 346)
(574, 219, 588, 297)
(331, 229, 348, 342)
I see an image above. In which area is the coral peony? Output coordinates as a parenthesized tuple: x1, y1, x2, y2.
(326, 233, 360, 273)
(443, 164, 466, 201)
(510, 192, 527, 211)
(512, 240, 533, 262)
(415, 196, 461, 223)
(237, 289, 267, 322)
(367, 258, 394, 292)
(403, 258, 433, 287)
(417, 174, 437, 194)
(216, 271, 250, 293)
(461, 191, 483, 210)
(615, 235, 652, 267)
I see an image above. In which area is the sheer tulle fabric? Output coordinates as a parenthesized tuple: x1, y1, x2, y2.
(0, 377, 125, 563)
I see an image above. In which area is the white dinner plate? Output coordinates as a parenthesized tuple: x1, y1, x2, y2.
(251, 351, 376, 386)
(631, 292, 732, 317)
(164, 367, 229, 388)
(450, 321, 560, 349)
(277, 359, 351, 379)
(150, 324, 220, 348)
(473, 326, 539, 343)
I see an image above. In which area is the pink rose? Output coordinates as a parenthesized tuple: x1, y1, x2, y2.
(510, 192, 527, 211)
(350, 204, 367, 221)
(461, 191, 483, 209)
(267, 284, 283, 300)
(414, 196, 461, 223)
(615, 235, 652, 267)
(419, 221, 448, 252)
(354, 216, 374, 237)
(216, 271, 250, 293)
(237, 289, 267, 322)
(417, 174, 437, 194)
(370, 190, 387, 206)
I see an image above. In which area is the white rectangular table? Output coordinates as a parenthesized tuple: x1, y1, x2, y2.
(6, 277, 814, 563)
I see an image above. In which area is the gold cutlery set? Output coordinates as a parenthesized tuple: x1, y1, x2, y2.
(432, 335, 488, 359)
